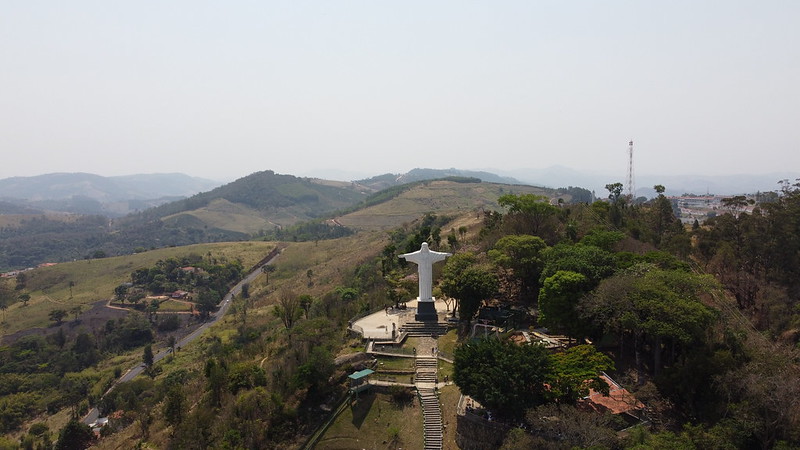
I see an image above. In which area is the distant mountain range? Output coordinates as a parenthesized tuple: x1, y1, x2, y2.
(0, 173, 221, 216)
(3, 164, 795, 270)
(2, 167, 796, 220)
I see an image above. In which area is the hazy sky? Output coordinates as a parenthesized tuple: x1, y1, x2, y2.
(2, 1, 798, 182)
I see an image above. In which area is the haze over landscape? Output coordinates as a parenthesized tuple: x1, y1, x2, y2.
(2, 1, 798, 183)
(4, 3, 800, 449)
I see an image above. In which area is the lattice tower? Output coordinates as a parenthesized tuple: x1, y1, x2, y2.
(627, 140, 635, 199)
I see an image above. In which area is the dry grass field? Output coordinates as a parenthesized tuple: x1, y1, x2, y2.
(1, 241, 275, 337)
(161, 198, 274, 235)
(336, 180, 554, 231)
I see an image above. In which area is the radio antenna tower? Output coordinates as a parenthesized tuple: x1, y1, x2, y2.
(626, 140, 635, 200)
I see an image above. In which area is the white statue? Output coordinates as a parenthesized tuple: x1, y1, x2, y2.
(400, 242, 451, 302)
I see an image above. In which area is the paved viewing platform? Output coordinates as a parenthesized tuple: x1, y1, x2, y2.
(350, 297, 454, 343)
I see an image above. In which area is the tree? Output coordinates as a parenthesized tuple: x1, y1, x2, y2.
(447, 232, 458, 250)
(114, 284, 128, 303)
(720, 343, 800, 449)
(54, 419, 94, 450)
(439, 252, 476, 316)
(196, 289, 220, 319)
(68, 280, 75, 299)
(294, 346, 335, 398)
(440, 262, 498, 325)
(579, 229, 625, 252)
(0, 282, 14, 322)
(306, 269, 314, 287)
(167, 335, 177, 354)
(385, 271, 411, 309)
(648, 185, 681, 247)
(721, 195, 753, 218)
(60, 374, 91, 418)
(538, 270, 590, 341)
(163, 384, 185, 427)
(580, 265, 717, 381)
(498, 193, 559, 236)
(298, 294, 313, 319)
(547, 345, 614, 404)
(18, 293, 30, 307)
(273, 289, 301, 331)
(15, 272, 27, 290)
(233, 294, 250, 327)
(525, 403, 619, 449)
(488, 234, 548, 302)
(335, 286, 359, 302)
(70, 305, 82, 322)
(453, 337, 551, 419)
(49, 309, 67, 325)
(240, 282, 250, 299)
(605, 182, 624, 203)
(145, 299, 159, 321)
(540, 243, 616, 288)
(143, 344, 154, 378)
(261, 264, 275, 283)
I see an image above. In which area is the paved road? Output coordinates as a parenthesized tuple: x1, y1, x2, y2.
(82, 249, 281, 425)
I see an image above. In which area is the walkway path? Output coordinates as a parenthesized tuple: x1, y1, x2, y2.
(416, 336, 443, 450)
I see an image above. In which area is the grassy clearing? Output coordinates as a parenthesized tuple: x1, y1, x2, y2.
(264, 232, 388, 300)
(376, 356, 416, 371)
(2, 241, 275, 336)
(157, 299, 192, 312)
(438, 360, 454, 381)
(438, 329, 459, 356)
(316, 391, 424, 450)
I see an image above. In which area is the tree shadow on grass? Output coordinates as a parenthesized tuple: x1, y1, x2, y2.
(350, 392, 376, 429)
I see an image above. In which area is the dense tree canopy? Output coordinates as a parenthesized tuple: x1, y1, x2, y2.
(538, 270, 591, 340)
(488, 234, 547, 302)
(454, 339, 614, 419)
(453, 338, 551, 418)
(440, 253, 498, 324)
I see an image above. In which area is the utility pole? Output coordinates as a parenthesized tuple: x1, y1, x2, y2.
(627, 140, 635, 200)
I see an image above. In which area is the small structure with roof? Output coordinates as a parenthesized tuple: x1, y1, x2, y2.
(348, 368, 375, 395)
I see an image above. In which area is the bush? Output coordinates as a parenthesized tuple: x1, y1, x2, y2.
(157, 314, 181, 332)
(388, 385, 414, 404)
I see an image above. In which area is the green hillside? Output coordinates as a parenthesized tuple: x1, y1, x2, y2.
(1, 241, 275, 336)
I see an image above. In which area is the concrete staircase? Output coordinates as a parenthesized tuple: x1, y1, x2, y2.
(416, 355, 442, 449)
(415, 356, 438, 383)
(419, 387, 443, 450)
(402, 321, 449, 337)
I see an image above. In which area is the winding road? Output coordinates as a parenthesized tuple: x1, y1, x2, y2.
(82, 248, 282, 426)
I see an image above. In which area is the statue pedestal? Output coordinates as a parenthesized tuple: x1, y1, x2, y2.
(415, 300, 438, 322)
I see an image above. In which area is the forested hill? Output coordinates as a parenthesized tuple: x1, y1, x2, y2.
(127, 170, 367, 223)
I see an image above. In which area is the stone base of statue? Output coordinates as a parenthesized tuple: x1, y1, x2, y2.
(415, 300, 438, 321)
